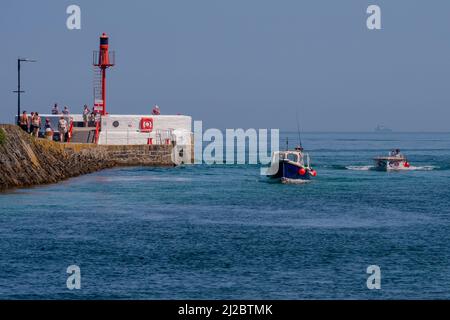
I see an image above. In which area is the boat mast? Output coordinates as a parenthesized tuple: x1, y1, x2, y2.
(296, 109, 303, 148)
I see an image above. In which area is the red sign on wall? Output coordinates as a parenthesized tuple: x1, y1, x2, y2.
(94, 99, 104, 112)
(140, 117, 153, 132)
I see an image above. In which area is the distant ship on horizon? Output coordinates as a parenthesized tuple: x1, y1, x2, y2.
(374, 124, 393, 133)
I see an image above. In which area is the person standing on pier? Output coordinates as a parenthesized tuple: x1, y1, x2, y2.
(31, 112, 41, 137)
(19, 111, 29, 133)
(152, 105, 161, 115)
(62, 106, 70, 115)
(44, 118, 54, 141)
(51, 103, 59, 115)
(29, 112, 35, 134)
(58, 116, 68, 143)
(82, 105, 91, 127)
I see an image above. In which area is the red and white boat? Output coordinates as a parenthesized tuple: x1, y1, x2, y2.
(373, 149, 411, 171)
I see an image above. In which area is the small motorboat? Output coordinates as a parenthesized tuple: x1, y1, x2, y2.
(373, 149, 411, 171)
(266, 146, 317, 183)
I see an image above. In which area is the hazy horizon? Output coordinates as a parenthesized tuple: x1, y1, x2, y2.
(2, 0, 450, 132)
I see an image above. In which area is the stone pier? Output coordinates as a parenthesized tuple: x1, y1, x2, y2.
(0, 124, 175, 191)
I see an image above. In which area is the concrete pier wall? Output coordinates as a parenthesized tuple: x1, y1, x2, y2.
(63, 143, 174, 166)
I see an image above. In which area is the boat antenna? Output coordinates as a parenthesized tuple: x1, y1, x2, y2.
(296, 109, 303, 148)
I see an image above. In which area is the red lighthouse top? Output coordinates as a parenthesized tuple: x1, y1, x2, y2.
(93, 33, 115, 116)
(94, 33, 115, 68)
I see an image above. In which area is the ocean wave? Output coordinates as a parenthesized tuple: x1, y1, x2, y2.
(434, 164, 450, 171)
(320, 164, 348, 170)
(95, 176, 192, 183)
(345, 165, 438, 171)
(403, 165, 437, 171)
(346, 165, 374, 171)
(281, 178, 312, 184)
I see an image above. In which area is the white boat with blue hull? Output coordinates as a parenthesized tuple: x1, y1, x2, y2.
(266, 147, 317, 183)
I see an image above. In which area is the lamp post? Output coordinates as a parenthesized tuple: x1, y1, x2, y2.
(13, 58, 36, 124)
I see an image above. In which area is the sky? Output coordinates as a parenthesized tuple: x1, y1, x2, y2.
(1, 0, 450, 131)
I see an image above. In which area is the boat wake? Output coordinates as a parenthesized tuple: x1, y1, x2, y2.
(402, 165, 437, 171)
(346, 165, 374, 171)
(346, 165, 437, 171)
(281, 177, 312, 184)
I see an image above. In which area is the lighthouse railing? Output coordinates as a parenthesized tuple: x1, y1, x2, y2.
(93, 51, 116, 67)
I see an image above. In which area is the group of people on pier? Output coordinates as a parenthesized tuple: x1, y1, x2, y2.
(18, 103, 96, 142)
(18, 103, 163, 143)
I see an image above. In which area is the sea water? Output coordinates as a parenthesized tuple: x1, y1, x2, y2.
(1, 132, 449, 299)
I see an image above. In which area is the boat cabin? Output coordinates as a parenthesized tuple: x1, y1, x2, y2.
(272, 150, 310, 168)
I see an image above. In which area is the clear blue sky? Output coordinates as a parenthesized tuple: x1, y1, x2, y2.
(1, 0, 450, 131)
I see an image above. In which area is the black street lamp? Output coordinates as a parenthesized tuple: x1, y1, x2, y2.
(13, 58, 37, 124)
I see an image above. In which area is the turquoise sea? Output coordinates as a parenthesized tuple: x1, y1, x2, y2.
(1, 132, 450, 299)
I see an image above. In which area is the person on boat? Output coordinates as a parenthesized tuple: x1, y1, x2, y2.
(19, 111, 29, 133)
(390, 149, 399, 157)
(58, 116, 68, 142)
(51, 103, 59, 115)
(152, 105, 161, 115)
(293, 146, 304, 163)
(82, 105, 91, 127)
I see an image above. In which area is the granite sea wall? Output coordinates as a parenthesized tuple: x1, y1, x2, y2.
(0, 124, 174, 191)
